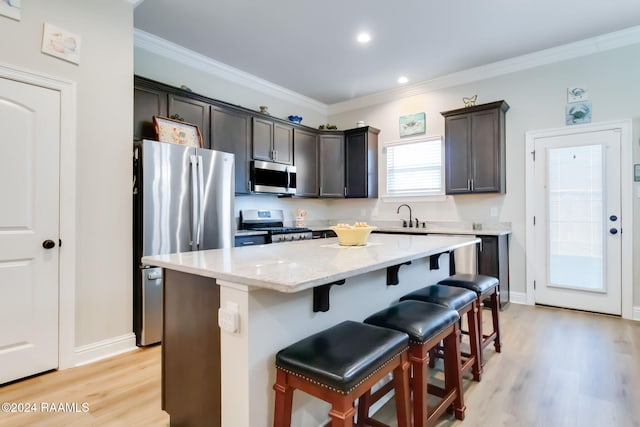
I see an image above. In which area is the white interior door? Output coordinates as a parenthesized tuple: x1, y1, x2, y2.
(533, 129, 621, 315)
(0, 77, 60, 384)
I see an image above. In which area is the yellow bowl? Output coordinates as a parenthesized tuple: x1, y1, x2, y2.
(329, 226, 377, 246)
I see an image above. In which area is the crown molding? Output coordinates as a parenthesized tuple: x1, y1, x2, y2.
(134, 29, 328, 115)
(128, 0, 145, 7)
(328, 25, 640, 115)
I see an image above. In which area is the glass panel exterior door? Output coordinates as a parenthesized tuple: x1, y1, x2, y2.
(533, 128, 621, 315)
(547, 145, 604, 292)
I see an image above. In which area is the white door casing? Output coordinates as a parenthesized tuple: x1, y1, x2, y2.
(525, 120, 634, 319)
(0, 77, 60, 384)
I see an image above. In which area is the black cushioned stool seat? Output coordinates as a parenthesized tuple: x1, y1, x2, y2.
(360, 301, 465, 427)
(401, 284, 476, 311)
(438, 273, 498, 294)
(401, 285, 482, 381)
(273, 320, 412, 427)
(438, 274, 502, 360)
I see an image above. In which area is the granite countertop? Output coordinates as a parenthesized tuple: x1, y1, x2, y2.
(373, 227, 511, 236)
(142, 234, 479, 293)
(307, 222, 511, 236)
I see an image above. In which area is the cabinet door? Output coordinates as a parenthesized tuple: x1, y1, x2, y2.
(319, 134, 344, 197)
(293, 129, 318, 197)
(168, 94, 210, 148)
(345, 131, 367, 197)
(444, 115, 472, 194)
(470, 109, 501, 192)
(134, 85, 167, 141)
(273, 123, 293, 165)
(252, 117, 273, 161)
(211, 106, 251, 194)
(477, 235, 510, 309)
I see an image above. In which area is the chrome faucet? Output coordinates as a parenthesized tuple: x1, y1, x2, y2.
(397, 204, 412, 228)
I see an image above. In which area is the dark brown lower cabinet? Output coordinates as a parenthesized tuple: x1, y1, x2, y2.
(478, 234, 510, 309)
(163, 269, 220, 427)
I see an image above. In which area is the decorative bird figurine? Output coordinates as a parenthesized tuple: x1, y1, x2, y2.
(463, 95, 477, 107)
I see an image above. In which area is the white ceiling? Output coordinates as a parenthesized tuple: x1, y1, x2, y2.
(134, 0, 640, 105)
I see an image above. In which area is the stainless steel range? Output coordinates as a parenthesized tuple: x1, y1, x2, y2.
(239, 209, 312, 243)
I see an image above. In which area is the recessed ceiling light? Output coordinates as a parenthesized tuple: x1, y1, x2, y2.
(357, 32, 371, 44)
(398, 76, 409, 84)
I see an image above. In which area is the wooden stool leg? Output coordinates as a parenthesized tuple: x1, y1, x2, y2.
(428, 347, 437, 368)
(410, 345, 430, 427)
(476, 295, 485, 363)
(273, 370, 294, 427)
(467, 300, 482, 381)
(392, 352, 412, 427)
(356, 391, 371, 425)
(443, 324, 465, 421)
(491, 289, 502, 353)
(328, 396, 355, 427)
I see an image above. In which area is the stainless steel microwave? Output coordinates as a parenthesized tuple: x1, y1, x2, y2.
(250, 160, 296, 195)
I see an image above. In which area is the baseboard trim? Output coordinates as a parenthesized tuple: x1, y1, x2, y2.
(74, 333, 137, 367)
(508, 292, 528, 305)
(633, 306, 640, 321)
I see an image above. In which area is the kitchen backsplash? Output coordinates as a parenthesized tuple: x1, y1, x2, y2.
(234, 193, 509, 228)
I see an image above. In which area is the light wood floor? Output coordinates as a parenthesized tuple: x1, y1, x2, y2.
(0, 304, 639, 427)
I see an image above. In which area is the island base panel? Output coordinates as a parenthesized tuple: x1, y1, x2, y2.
(163, 269, 221, 427)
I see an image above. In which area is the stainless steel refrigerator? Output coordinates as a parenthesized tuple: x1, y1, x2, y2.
(133, 139, 234, 346)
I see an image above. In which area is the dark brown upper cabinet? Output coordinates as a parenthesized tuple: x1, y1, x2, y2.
(133, 83, 167, 141)
(344, 126, 379, 198)
(441, 101, 509, 194)
(133, 78, 210, 148)
(318, 133, 345, 198)
(211, 106, 252, 194)
(252, 118, 293, 165)
(293, 129, 318, 197)
(168, 94, 210, 148)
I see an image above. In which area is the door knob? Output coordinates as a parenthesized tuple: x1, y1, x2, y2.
(609, 215, 618, 222)
(609, 228, 618, 235)
(42, 239, 56, 249)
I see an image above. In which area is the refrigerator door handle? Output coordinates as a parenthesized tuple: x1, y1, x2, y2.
(196, 155, 205, 248)
(190, 154, 199, 250)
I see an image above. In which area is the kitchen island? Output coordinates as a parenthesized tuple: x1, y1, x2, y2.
(143, 233, 479, 427)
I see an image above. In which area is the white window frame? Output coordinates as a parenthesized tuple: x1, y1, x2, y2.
(382, 135, 445, 200)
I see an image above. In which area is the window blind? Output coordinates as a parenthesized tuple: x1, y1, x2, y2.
(385, 137, 443, 195)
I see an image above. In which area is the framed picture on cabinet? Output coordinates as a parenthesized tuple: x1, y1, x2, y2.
(399, 112, 426, 137)
(153, 115, 203, 148)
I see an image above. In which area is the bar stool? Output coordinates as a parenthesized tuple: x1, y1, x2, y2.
(400, 284, 482, 381)
(361, 301, 465, 427)
(273, 320, 412, 427)
(438, 274, 502, 362)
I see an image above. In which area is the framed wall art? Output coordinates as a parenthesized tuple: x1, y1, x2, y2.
(0, 0, 21, 21)
(41, 23, 81, 65)
(153, 115, 203, 148)
(399, 112, 426, 137)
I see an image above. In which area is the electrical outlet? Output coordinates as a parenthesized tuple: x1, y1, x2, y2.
(490, 208, 498, 217)
(218, 302, 239, 334)
(360, 208, 366, 217)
